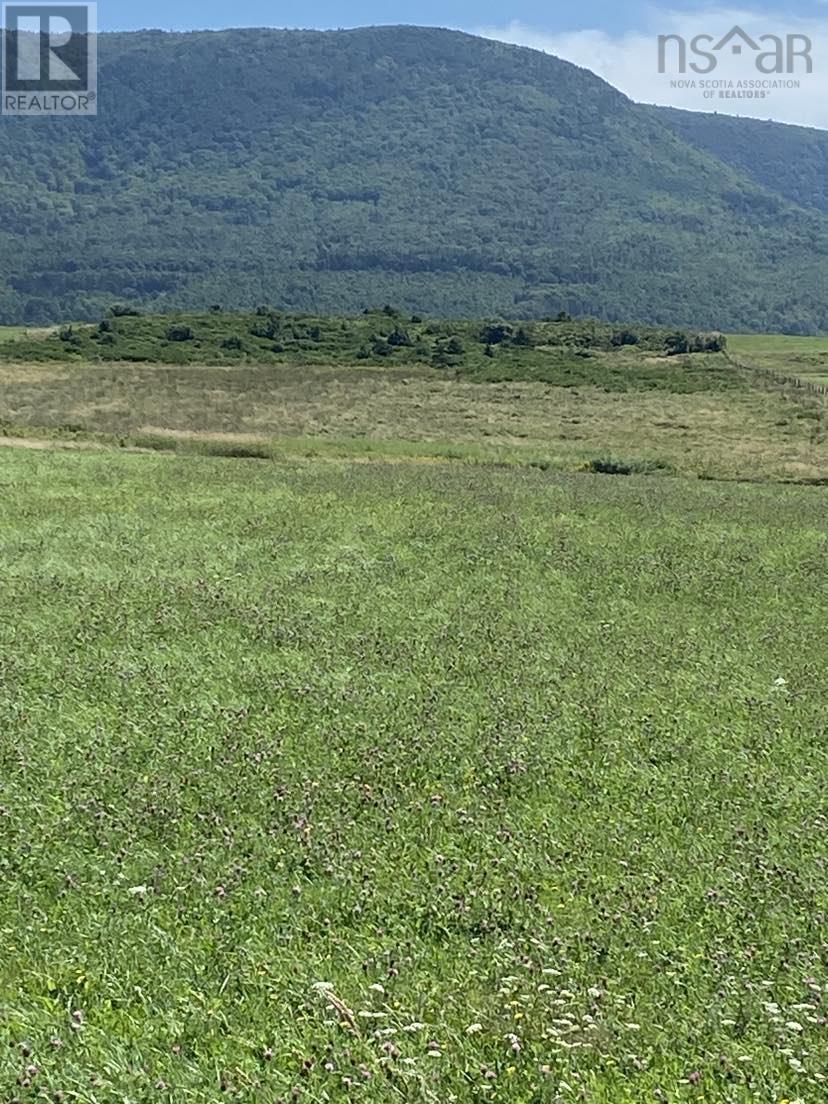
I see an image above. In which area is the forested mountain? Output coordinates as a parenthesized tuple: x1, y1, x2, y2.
(1, 25, 827, 330)
(655, 106, 828, 218)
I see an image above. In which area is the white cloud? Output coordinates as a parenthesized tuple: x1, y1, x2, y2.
(473, 8, 828, 130)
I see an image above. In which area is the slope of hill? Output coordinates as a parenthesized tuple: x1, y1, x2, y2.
(1, 26, 828, 330)
(656, 107, 828, 218)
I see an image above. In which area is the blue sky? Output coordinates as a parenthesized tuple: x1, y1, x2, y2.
(96, 2, 828, 34)
(99, 1, 638, 32)
(92, 2, 827, 128)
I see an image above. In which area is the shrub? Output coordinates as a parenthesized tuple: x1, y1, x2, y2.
(664, 331, 690, 356)
(166, 324, 194, 342)
(479, 323, 512, 345)
(689, 332, 727, 353)
(387, 327, 412, 347)
(250, 314, 281, 340)
(372, 338, 393, 357)
(611, 329, 639, 347)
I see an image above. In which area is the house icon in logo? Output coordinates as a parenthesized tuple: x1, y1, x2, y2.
(712, 26, 760, 56)
(658, 22, 812, 75)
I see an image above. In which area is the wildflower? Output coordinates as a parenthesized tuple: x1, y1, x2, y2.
(466, 1023, 483, 1034)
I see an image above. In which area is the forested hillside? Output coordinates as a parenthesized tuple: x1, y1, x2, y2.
(656, 107, 828, 218)
(1, 26, 827, 330)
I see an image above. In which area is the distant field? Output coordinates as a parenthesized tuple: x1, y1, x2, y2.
(1, 447, 826, 1102)
(0, 356, 826, 482)
(729, 333, 828, 388)
(0, 325, 60, 342)
(0, 326, 28, 341)
(0, 312, 825, 481)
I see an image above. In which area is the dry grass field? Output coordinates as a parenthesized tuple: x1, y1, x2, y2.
(0, 360, 826, 482)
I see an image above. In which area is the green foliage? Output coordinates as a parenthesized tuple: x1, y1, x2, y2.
(664, 331, 690, 356)
(165, 323, 195, 342)
(658, 106, 828, 218)
(0, 28, 827, 329)
(219, 334, 244, 351)
(0, 309, 744, 394)
(386, 326, 412, 347)
(611, 328, 638, 347)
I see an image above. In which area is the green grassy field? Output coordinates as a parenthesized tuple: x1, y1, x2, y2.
(0, 326, 62, 343)
(1, 447, 827, 1102)
(729, 334, 828, 389)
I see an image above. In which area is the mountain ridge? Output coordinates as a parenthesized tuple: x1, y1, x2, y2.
(1, 25, 826, 330)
